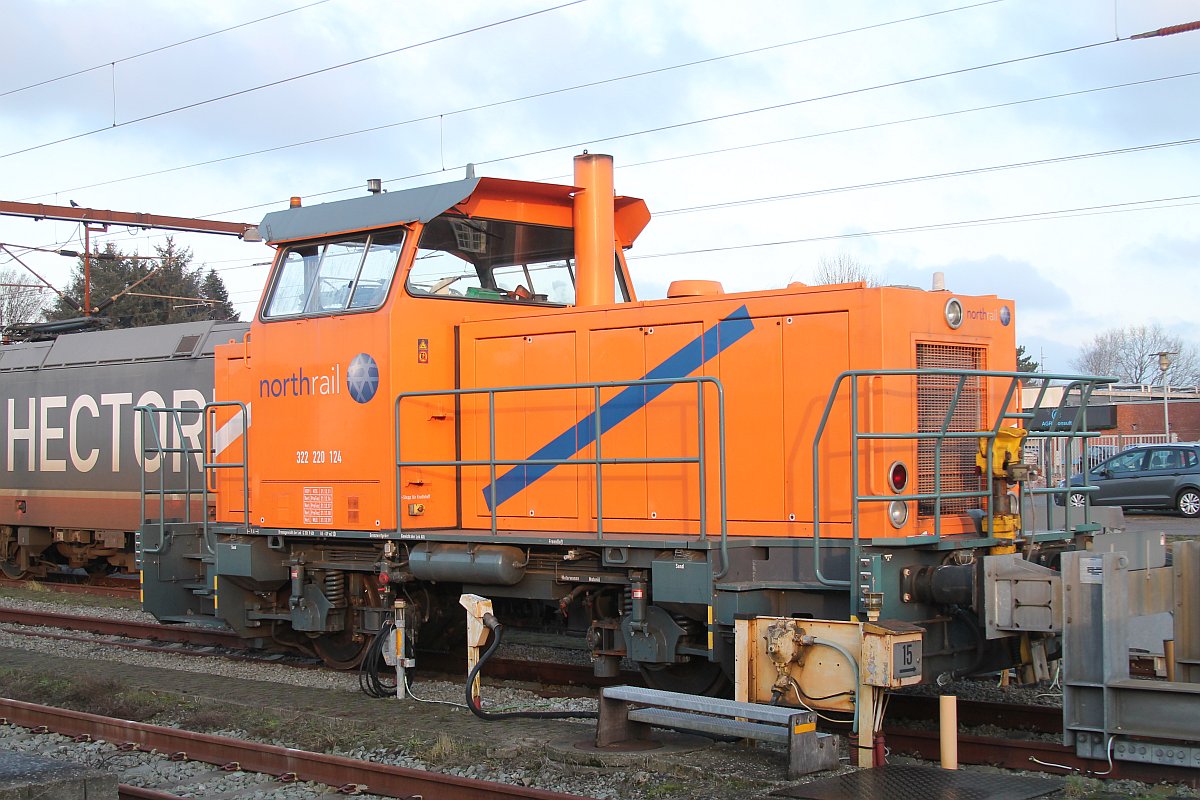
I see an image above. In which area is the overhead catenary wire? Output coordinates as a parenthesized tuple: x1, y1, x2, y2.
(0, 0, 335, 99)
(16, 0, 1013, 202)
(198, 36, 1130, 220)
(0, 0, 592, 161)
(654, 136, 1200, 216)
(21, 67, 1200, 206)
(630, 193, 1200, 261)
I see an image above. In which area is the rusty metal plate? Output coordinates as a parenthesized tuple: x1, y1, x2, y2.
(770, 764, 1063, 800)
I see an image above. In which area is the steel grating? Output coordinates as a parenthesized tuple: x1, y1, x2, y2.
(770, 764, 1062, 800)
(916, 343, 986, 515)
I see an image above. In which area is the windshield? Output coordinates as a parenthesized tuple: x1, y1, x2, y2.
(262, 229, 405, 318)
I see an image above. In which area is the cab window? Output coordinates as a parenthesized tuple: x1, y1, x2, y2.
(262, 230, 405, 318)
(406, 214, 629, 305)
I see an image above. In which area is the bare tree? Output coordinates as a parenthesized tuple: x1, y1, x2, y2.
(1073, 323, 1199, 386)
(0, 267, 48, 328)
(812, 253, 878, 286)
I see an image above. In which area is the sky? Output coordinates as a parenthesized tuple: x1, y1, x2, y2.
(0, 0, 1197, 374)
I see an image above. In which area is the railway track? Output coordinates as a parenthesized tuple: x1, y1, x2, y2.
(0, 697, 590, 800)
(5, 604, 1197, 787)
(881, 694, 1200, 786)
(0, 605, 632, 685)
(0, 575, 141, 600)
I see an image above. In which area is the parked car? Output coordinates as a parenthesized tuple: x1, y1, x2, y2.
(1061, 443, 1200, 517)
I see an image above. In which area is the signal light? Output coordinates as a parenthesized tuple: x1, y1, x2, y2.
(888, 461, 908, 493)
(289, 196, 302, 208)
(377, 571, 390, 586)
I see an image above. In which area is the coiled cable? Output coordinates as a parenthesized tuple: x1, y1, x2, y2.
(359, 620, 398, 698)
(466, 613, 597, 721)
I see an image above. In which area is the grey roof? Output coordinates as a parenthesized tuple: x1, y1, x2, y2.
(258, 177, 481, 244)
(0, 320, 249, 370)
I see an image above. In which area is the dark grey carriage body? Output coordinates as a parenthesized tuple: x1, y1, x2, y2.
(0, 321, 249, 533)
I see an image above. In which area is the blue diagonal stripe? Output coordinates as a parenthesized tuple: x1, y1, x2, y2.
(483, 305, 755, 510)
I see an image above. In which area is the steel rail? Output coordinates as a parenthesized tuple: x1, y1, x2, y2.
(0, 698, 590, 800)
(119, 786, 191, 800)
(0, 607, 245, 648)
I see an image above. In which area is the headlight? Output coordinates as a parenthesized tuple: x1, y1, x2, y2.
(888, 500, 909, 528)
(944, 297, 963, 329)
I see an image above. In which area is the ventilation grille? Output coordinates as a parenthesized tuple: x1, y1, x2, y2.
(916, 343, 986, 515)
(173, 334, 202, 357)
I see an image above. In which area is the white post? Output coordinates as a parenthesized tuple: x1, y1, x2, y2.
(459, 594, 495, 707)
(394, 599, 415, 699)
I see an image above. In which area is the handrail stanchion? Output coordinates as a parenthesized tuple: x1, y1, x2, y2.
(697, 379, 707, 541)
(489, 390, 498, 537)
(594, 385, 604, 540)
(711, 378, 730, 579)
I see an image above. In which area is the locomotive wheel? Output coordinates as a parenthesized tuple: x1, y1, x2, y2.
(313, 632, 371, 670)
(0, 560, 27, 580)
(311, 574, 380, 670)
(639, 658, 730, 697)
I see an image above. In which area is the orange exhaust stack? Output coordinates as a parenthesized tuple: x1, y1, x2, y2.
(573, 153, 616, 306)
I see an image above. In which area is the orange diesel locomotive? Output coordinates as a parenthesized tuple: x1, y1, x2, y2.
(138, 155, 1095, 688)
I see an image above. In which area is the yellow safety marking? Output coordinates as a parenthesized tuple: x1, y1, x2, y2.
(793, 722, 817, 734)
(397, 629, 404, 657)
(213, 575, 219, 610)
(707, 604, 714, 650)
(138, 570, 143, 604)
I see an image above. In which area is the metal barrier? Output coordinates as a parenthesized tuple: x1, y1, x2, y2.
(394, 377, 730, 572)
(1062, 546, 1200, 769)
(810, 370, 1117, 610)
(136, 402, 249, 559)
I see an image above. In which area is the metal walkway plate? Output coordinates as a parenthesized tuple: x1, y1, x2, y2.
(771, 764, 1063, 800)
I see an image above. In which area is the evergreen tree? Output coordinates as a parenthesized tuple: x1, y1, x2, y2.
(201, 268, 239, 321)
(45, 237, 237, 327)
(1016, 345, 1039, 374)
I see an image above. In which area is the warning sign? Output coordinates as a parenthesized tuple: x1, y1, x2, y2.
(303, 486, 334, 525)
(417, 338, 429, 364)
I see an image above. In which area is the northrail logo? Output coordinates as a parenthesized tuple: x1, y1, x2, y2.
(346, 353, 380, 404)
(257, 353, 378, 403)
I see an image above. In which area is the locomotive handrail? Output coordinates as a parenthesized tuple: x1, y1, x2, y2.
(135, 404, 206, 556)
(811, 368, 1117, 614)
(135, 402, 249, 558)
(202, 401, 251, 546)
(394, 376, 731, 576)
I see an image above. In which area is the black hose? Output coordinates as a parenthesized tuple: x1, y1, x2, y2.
(359, 621, 398, 698)
(467, 615, 597, 721)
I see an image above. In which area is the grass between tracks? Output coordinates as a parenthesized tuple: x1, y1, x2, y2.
(0, 584, 141, 611)
(0, 668, 477, 763)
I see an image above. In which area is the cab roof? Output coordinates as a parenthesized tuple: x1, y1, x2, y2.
(258, 175, 650, 247)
